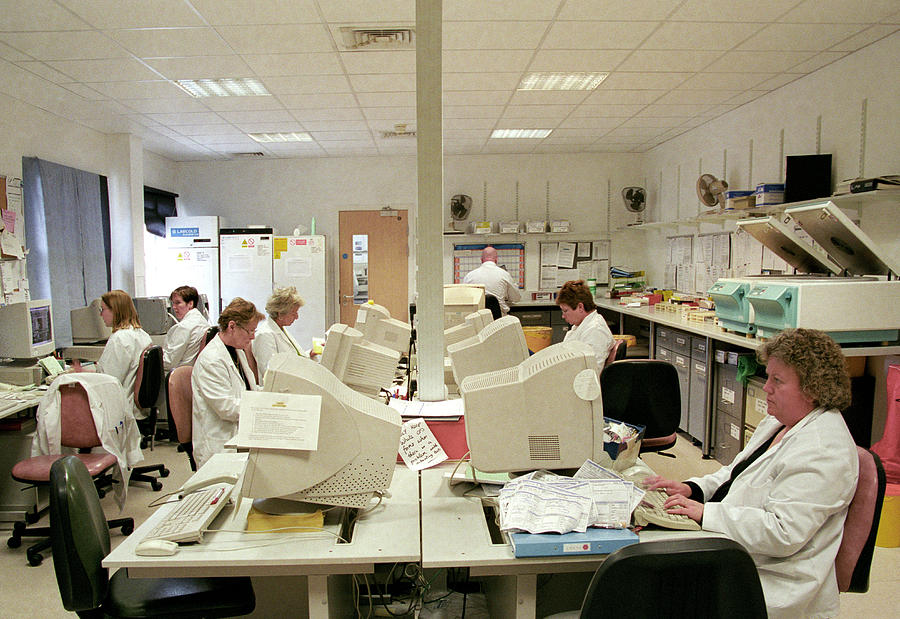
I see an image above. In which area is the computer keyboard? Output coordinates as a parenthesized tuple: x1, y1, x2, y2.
(633, 489, 701, 531)
(143, 484, 234, 543)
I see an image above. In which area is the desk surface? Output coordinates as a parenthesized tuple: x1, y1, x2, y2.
(0, 391, 44, 421)
(103, 462, 420, 578)
(419, 466, 715, 576)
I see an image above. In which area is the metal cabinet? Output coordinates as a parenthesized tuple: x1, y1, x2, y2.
(688, 336, 709, 450)
(655, 326, 691, 431)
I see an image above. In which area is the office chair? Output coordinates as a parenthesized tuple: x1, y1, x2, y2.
(545, 538, 766, 619)
(129, 345, 169, 491)
(49, 456, 255, 618)
(604, 339, 627, 368)
(600, 359, 680, 456)
(166, 365, 197, 471)
(8, 382, 134, 566)
(836, 447, 886, 593)
(484, 294, 502, 320)
(204, 325, 220, 347)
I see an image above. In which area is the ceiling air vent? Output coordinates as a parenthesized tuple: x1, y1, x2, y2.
(340, 27, 415, 50)
(380, 123, 416, 139)
(230, 152, 265, 158)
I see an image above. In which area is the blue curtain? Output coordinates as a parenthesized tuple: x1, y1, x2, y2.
(23, 157, 110, 348)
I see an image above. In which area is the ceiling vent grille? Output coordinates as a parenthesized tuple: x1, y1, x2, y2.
(380, 123, 416, 139)
(230, 152, 266, 158)
(340, 27, 415, 50)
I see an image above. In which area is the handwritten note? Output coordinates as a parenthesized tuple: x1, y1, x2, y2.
(398, 417, 447, 470)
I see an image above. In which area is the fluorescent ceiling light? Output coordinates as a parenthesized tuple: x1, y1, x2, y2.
(518, 72, 608, 91)
(491, 129, 552, 139)
(176, 78, 270, 97)
(248, 132, 313, 143)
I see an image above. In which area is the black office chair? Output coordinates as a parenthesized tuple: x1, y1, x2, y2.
(204, 325, 220, 346)
(600, 359, 680, 456)
(549, 538, 766, 619)
(484, 294, 502, 320)
(49, 456, 255, 618)
(129, 345, 169, 490)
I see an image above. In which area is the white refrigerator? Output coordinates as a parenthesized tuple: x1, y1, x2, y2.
(158, 216, 220, 322)
(219, 228, 274, 317)
(273, 235, 326, 350)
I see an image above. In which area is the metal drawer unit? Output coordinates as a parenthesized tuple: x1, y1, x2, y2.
(713, 360, 747, 465)
(655, 326, 691, 431)
(688, 336, 710, 452)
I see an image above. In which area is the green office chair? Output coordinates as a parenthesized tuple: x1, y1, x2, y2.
(49, 456, 255, 618)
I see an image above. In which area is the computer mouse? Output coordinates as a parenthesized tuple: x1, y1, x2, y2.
(135, 538, 179, 556)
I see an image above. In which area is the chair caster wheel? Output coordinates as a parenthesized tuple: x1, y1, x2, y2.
(160, 468, 170, 478)
(7, 536, 21, 549)
(27, 551, 43, 566)
(151, 480, 163, 491)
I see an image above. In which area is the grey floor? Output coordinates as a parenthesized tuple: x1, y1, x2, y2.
(1, 435, 897, 618)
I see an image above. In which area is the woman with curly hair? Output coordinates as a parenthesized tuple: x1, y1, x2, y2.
(644, 329, 858, 619)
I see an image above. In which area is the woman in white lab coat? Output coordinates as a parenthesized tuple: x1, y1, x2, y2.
(557, 279, 614, 372)
(645, 329, 858, 619)
(191, 297, 263, 469)
(252, 285, 309, 380)
(72, 290, 152, 420)
(162, 285, 209, 372)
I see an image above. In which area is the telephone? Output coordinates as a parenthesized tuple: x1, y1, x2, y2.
(178, 473, 240, 497)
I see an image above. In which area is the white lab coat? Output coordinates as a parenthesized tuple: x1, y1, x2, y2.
(32, 373, 144, 509)
(463, 260, 521, 314)
(688, 409, 858, 619)
(163, 307, 209, 371)
(252, 316, 307, 381)
(562, 309, 614, 373)
(191, 335, 258, 469)
(94, 326, 152, 420)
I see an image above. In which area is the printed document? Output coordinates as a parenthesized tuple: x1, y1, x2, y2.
(235, 391, 321, 451)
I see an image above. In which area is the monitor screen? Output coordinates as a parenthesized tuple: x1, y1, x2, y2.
(460, 340, 605, 472)
(447, 315, 528, 386)
(133, 296, 176, 335)
(0, 300, 55, 359)
(70, 298, 112, 344)
(355, 303, 411, 354)
(444, 284, 486, 328)
(30, 305, 53, 346)
(320, 323, 401, 397)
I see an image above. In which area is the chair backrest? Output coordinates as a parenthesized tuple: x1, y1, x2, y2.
(484, 294, 502, 320)
(604, 339, 627, 368)
(578, 538, 767, 619)
(836, 447, 886, 593)
(600, 359, 680, 439)
(49, 456, 111, 613)
(201, 326, 219, 351)
(59, 383, 103, 450)
(167, 365, 194, 444)
(134, 344, 163, 409)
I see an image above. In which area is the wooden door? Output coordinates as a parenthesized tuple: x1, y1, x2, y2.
(339, 210, 408, 325)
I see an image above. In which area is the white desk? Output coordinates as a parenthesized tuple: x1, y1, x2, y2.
(0, 392, 44, 524)
(420, 466, 716, 619)
(103, 459, 420, 618)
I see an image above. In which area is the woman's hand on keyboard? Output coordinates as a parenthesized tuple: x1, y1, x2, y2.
(643, 475, 692, 498)
(663, 494, 704, 524)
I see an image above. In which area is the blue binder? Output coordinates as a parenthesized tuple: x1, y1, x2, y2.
(509, 528, 638, 558)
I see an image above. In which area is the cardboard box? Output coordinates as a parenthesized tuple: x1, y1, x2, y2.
(601, 419, 645, 471)
(499, 221, 520, 233)
(473, 221, 493, 234)
(724, 190, 756, 210)
(526, 220, 547, 233)
(550, 219, 570, 232)
(744, 376, 768, 428)
(755, 183, 785, 206)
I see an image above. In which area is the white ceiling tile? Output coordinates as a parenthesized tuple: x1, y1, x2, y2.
(443, 129, 492, 139)
(176, 124, 245, 136)
(782, 0, 900, 24)
(616, 50, 723, 72)
(59, 82, 107, 100)
(443, 73, 521, 91)
(787, 51, 849, 73)
(551, 127, 619, 138)
(533, 143, 591, 153)
(677, 72, 776, 91)
(0, 0, 91, 31)
(355, 91, 415, 107)
(242, 53, 343, 76)
(362, 106, 416, 120)
(192, 134, 259, 145)
(669, 0, 796, 22)
(557, 117, 626, 130)
(443, 21, 549, 50)
(0, 41, 32, 62)
(280, 93, 359, 108)
(0, 31, 128, 60)
(508, 91, 591, 105)
(482, 140, 538, 153)
(14, 61, 79, 83)
(443, 50, 533, 73)
(232, 121, 306, 133)
(109, 28, 232, 58)
(200, 95, 286, 112)
(46, 58, 162, 82)
(502, 104, 576, 119)
(57, 0, 205, 29)
(310, 130, 373, 141)
(601, 72, 691, 90)
(320, 1, 415, 23)
(542, 21, 660, 49)
(443, 91, 511, 106)
(340, 50, 415, 74)
(737, 23, 869, 52)
(88, 80, 187, 99)
(641, 22, 765, 50)
(493, 119, 558, 129)
(217, 109, 296, 124)
(541, 136, 598, 145)
(445, 0, 561, 21)
(619, 116, 683, 128)
(376, 140, 417, 154)
(262, 74, 351, 94)
(722, 91, 767, 106)
(144, 56, 254, 80)
(368, 119, 416, 131)
(306, 120, 370, 131)
(558, 1, 683, 21)
(443, 117, 498, 130)
(444, 105, 505, 119)
(830, 25, 900, 52)
(527, 49, 630, 72)
(582, 89, 665, 104)
(216, 25, 334, 55)
(652, 90, 744, 105)
(571, 104, 645, 117)
(636, 104, 714, 117)
(190, 0, 320, 25)
(122, 97, 211, 114)
(291, 107, 365, 121)
(605, 126, 667, 138)
(145, 111, 227, 125)
(703, 50, 815, 73)
(349, 73, 415, 92)
(752, 73, 804, 91)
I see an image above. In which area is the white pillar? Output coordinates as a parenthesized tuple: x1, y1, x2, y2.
(106, 133, 145, 295)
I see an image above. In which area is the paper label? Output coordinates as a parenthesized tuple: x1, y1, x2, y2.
(572, 369, 601, 401)
(563, 542, 591, 553)
(722, 387, 735, 404)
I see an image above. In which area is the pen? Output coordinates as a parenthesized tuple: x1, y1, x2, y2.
(210, 487, 226, 505)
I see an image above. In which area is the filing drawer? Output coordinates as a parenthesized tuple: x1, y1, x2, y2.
(688, 359, 708, 444)
(656, 326, 673, 349)
(673, 355, 690, 430)
(715, 363, 746, 418)
(715, 411, 742, 465)
(744, 376, 768, 428)
(513, 310, 550, 327)
(655, 346, 672, 362)
(550, 307, 567, 326)
(691, 336, 707, 360)
(670, 330, 692, 356)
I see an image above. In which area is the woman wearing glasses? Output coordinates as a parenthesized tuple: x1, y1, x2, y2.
(191, 297, 264, 468)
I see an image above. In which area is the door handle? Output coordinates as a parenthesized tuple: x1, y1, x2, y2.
(341, 294, 353, 306)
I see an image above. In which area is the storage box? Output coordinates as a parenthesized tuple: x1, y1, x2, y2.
(600, 419, 645, 472)
(755, 183, 785, 206)
(550, 219, 570, 233)
(724, 190, 756, 210)
(473, 221, 493, 234)
(744, 376, 768, 428)
(526, 220, 547, 233)
(499, 221, 520, 233)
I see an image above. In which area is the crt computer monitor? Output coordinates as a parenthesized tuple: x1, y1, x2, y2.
(443, 308, 494, 352)
(460, 340, 605, 473)
(354, 302, 411, 355)
(70, 298, 112, 344)
(320, 323, 401, 397)
(133, 296, 176, 335)
(443, 284, 485, 329)
(0, 299, 55, 359)
(446, 315, 529, 386)
(241, 353, 402, 508)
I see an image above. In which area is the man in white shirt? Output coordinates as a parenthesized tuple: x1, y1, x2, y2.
(462, 246, 521, 315)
